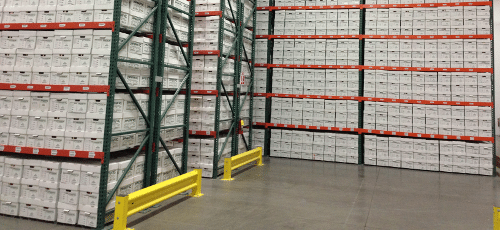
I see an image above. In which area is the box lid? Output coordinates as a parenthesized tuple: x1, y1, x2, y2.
(54, 30, 74, 36)
(73, 29, 93, 36)
(5, 157, 23, 165)
(80, 163, 100, 173)
(61, 162, 81, 170)
(36, 31, 55, 37)
(87, 94, 107, 100)
(22, 159, 40, 166)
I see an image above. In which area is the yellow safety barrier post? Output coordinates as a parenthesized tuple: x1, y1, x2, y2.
(113, 169, 203, 230)
(222, 147, 263, 181)
(494, 207, 500, 230)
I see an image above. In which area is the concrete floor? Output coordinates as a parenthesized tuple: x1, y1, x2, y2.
(0, 157, 498, 229)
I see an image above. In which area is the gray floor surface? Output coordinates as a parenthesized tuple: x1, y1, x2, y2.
(0, 157, 498, 229)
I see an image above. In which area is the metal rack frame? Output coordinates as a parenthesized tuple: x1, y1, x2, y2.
(192, 0, 256, 179)
(96, 0, 196, 228)
(262, 0, 275, 157)
(255, 1, 496, 175)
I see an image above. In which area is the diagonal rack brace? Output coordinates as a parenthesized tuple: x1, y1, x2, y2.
(118, 6, 158, 52)
(226, 0, 237, 22)
(167, 4, 191, 16)
(165, 12, 190, 66)
(220, 40, 239, 70)
(218, 7, 254, 70)
(106, 135, 150, 205)
(221, 82, 234, 115)
(159, 137, 182, 174)
(217, 77, 254, 161)
(117, 69, 151, 127)
(160, 72, 189, 122)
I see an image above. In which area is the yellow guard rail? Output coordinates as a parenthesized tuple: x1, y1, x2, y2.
(495, 207, 500, 230)
(222, 147, 263, 181)
(113, 169, 204, 230)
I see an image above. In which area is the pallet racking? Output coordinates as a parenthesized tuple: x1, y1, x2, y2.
(0, 0, 195, 227)
(254, 0, 495, 175)
(191, 0, 256, 178)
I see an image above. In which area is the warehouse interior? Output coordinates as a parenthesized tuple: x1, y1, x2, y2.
(0, 0, 497, 229)
(0, 158, 497, 229)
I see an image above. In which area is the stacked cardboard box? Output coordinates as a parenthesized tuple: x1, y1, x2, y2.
(364, 38, 491, 68)
(271, 98, 358, 128)
(365, 5, 490, 35)
(275, 0, 360, 7)
(274, 9, 360, 35)
(364, 135, 493, 175)
(363, 101, 492, 137)
(187, 137, 230, 177)
(0, 0, 161, 33)
(271, 68, 359, 96)
(364, 70, 491, 102)
(273, 39, 360, 65)
(270, 129, 359, 163)
(0, 90, 153, 152)
(0, 146, 181, 227)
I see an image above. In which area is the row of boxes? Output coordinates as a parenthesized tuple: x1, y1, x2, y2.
(187, 137, 231, 177)
(272, 56, 359, 65)
(366, 6, 489, 20)
(270, 129, 359, 162)
(0, 91, 155, 151)
(274, 0, 360, 7)
(0, 30, 157, 72)
(276, 9, 360, 21)
(193, 56, 235, 76)
(0, 0, 163, 33)
(0, 91, 148, 118)
(266, 68, 359, 96)
(364, 70, 492, 102)
(364, 101, 492, 137)
(0, 144, 182, 227)
(273, 39, 360, 64)
(0, 9, 115, 24)
(365, 38, 491, 53)
(0, 68, 111, 86)
(274, 25, 359, 36)
(270, 98, 359, 128)
(365, 135, 492, 156)
(1, 29, 114, 56)
(365, 6, 490, 35)
(366, 0, 484, 4)
(274, 38, 360, 51)
(274, 9, 360, 35)
(365, 39, 491, 68)
(1, 155, 111, 227)
(364, 135, 493, 175)
(270, 80, 359, 96)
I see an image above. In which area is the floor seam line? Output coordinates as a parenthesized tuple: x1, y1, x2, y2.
(364, 167, 380, 228)
(343, 178, 365, 227)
